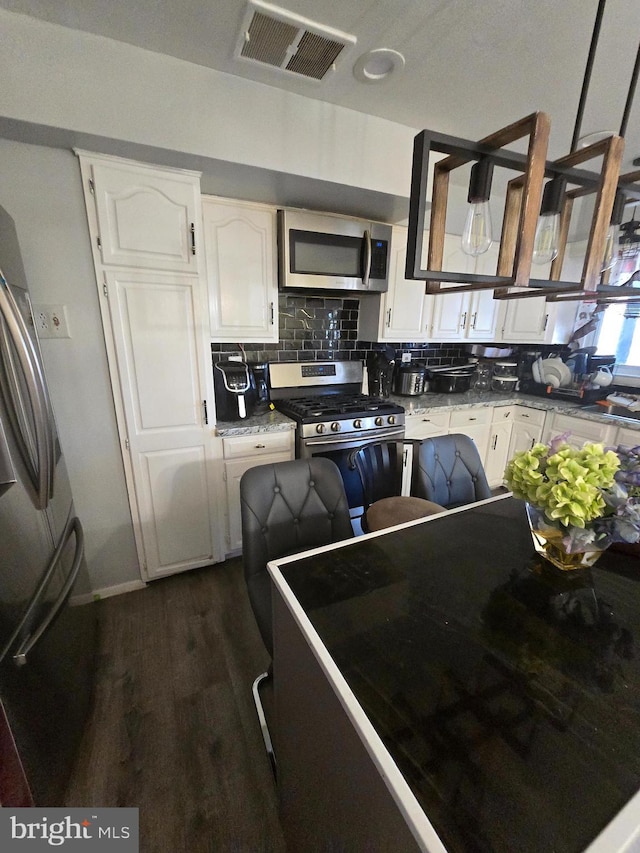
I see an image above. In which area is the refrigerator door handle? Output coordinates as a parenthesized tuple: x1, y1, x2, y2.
(0, 271, 55, 509)
(0, 513, 83, 665)
(12, 517, 84, 667)
(0, 417, 16, 498)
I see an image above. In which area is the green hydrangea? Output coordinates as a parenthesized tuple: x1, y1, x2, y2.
(504, 442, 620, 529)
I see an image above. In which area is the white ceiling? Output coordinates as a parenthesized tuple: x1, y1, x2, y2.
(1, 0, 639, 170)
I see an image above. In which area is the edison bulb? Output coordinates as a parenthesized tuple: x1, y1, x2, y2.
(532, 212, 560, 265)
(601, 223, 620, 273)
(461, 201, 493, 256)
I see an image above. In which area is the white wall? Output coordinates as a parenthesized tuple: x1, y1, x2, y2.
(0, 139, 140, 593)
(0, 8, 415, 200)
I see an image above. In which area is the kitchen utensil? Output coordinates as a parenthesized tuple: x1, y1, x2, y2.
(473, 363, 492, 391)
(492, 361, 518, 377)
(491, 375, 519, 392)
(591, 366, 613, 387)
(393, 363, 427, 396)
(540, 358, 571, 387)
(532, 358, 544, 384)
(428, 371, 473, 394)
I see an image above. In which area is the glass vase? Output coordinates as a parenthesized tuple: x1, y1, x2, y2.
(525, 503, 608, 571)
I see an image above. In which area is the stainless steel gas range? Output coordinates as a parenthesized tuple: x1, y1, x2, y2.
(269, 361, 405, 512)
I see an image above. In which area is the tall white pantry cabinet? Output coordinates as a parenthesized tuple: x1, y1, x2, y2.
(76, 151, 224, 581)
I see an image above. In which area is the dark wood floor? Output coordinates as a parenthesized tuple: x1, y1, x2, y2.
(65, 558, 286, 853)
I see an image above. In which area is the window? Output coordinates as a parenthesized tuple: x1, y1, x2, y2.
(595, 239, 640, 385)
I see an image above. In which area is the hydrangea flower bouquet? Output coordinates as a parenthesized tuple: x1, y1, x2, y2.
(504, 437, 640, 570)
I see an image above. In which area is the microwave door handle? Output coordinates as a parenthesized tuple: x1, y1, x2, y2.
(12, 517, 84, 667)
(362, 229, 372, 287)
(0, 273, 52, 509)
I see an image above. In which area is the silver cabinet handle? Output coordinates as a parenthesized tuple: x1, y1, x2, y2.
(255, 443, 266, 448)
(270, 302, 275, 325)
(471, 312, 478, 329)
(493, 434, 498, 450)
(386, 309, 392, 327)
(460, 312, 467, 329)
(190, 222, 196, 255)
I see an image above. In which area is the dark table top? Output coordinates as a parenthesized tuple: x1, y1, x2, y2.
(274, 496, 640, 853)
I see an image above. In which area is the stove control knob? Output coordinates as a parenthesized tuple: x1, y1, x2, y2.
(331, 421, 341, 432)
(316, 423, 326, 434)
(388, 415, 396, 425)
(353, 418, 362, 429)
(375, 416, 384, 426)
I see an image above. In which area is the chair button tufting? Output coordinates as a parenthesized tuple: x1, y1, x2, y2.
(455, 451, 460, 457)
(447, 479, 452, 485)
(273, 486, 280, 493)
(328, 513, 334, 519)
(309, 480, 315, 487)
(293, 517, 299, 524)
(261, 526, 268, 534)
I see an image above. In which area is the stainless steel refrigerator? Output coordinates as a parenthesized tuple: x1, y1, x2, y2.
(0, 204, 96, 806)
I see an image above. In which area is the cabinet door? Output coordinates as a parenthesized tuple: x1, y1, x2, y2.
(544, 413, 617, 449)
(484, 420, 513, 488)
(501, 292, 549, 342)
(381, 227, 432, 341)
(105, 270, 219, 579)
(203, 198, 278, 343)
(90, 159, 201, 272)
(508, 420, 543, 458)
(225, 451, 294, 553)
(466, 288, 501, 340)
(431, 289, 469, 340)
(614, 426, 640, 448)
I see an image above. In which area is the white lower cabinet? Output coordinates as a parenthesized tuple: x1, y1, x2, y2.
(222, 431, 294, 554)
(448, 407, 491, 463)
(615, 426, 640, 447)
(543, 412, 617, 449)
(507, 406, 546, 457)
(484, 407, 514, 488)
(402, 411, 451, 493)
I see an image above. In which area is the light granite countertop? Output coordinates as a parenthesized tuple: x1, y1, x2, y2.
(215, 392, 640, 436)
(215, 407, 296, 437)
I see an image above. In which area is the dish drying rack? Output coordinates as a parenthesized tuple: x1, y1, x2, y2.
(521, 379, 606, 403)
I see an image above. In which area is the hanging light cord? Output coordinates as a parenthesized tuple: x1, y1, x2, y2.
(620, 42, 640, 137)
(571, 0, 607, 152)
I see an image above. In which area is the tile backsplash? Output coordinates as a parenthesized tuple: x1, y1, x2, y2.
(211, 294, 468, 366)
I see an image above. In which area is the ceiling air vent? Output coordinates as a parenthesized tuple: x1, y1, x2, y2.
(236, 0, 356, 81)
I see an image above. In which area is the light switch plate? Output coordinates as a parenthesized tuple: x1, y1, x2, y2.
(33, 304, 71, 339)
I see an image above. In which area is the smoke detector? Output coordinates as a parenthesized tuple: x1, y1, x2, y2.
(235, 0, 357, 81)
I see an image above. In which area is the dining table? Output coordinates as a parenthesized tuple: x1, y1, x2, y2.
(268, 493, 640, 853)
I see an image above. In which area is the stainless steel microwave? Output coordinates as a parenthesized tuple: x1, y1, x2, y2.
(277, 209, 392, 293)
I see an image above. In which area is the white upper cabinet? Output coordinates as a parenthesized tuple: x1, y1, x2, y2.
(431, 237, 502, 341)
(357, 226, 432, 343)
(87, 156, 201, 273)
(202, 197, 279, 343)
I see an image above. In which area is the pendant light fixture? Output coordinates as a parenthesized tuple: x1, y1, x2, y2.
(461, 158, 494, 256)
(405, 0, 639, 303)
(532, 177, 566, 264)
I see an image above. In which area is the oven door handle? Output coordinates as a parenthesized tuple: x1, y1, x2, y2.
(304, 427, 405, 449)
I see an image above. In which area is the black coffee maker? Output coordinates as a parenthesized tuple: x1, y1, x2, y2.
(213, 361, 257, 421)
(366, 351, 394, 398)
(248, 362, 270, 412)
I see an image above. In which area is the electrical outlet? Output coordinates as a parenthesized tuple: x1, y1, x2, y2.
(33, 305, 71, 339)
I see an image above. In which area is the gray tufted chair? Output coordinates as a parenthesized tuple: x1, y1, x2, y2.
(240, 457, 353, 773)
(411, 433, 492, 509)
